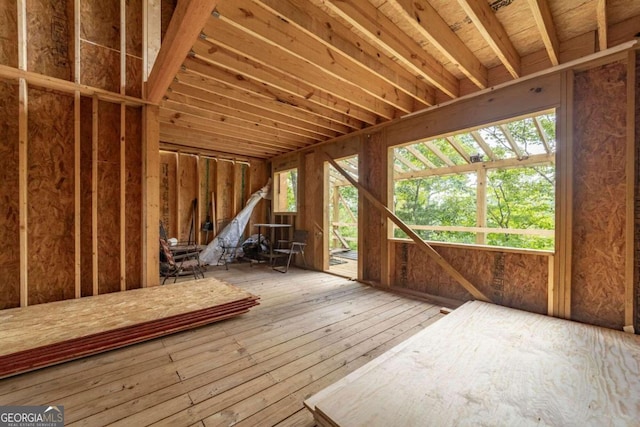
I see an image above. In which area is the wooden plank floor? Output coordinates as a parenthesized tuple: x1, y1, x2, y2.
(0, 264, 444, 426)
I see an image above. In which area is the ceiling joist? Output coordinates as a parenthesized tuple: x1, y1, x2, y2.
(527, 0, 560, 66)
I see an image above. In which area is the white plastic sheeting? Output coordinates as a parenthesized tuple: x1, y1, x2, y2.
(199, 179, 271, 265)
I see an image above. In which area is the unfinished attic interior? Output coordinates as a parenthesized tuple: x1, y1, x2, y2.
(2, 0, 640, 424)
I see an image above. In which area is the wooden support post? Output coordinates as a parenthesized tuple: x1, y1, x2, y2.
(332, 186, 340, 249)
(143, 105, 160, 287)
(176, 152, 181, 240)
(120, 103, 126, 292)
(92, 96, 99, 296)
(74, 92, 81, 298)
(322, 160, 331, 272)
(380, 144, 394, 286)
(18, 0, 27, 306)
(196, 156, 202, 245)
(476, 167, 487, 245)
(625, 50, 636, 331)
(120, 0, 126, 95)
(327, 154, 491, 302)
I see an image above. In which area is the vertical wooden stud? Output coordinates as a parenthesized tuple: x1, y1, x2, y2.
(74, 0, 81, 84)
(120, 103, 127, 292)
(625, 50, 636, 331)
(476, 167, 487, 245)
(92, 96, 99, 296)
(74, 92, 81, 299)
(18, 0, 28, 307)
(143, 105, 160, 287)
(547, 254, 555, 315)
(143, 0, 162, 83)
(176, 152, 181, 239)
(120, 0, 126, 95)
(380, 141, 393, 286)
(322, 160, 330, 272)
(196, 156, 201, 245)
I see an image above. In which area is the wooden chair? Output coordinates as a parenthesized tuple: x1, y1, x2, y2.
(272, 230, 308, 273)
(159, 238, 205, 284)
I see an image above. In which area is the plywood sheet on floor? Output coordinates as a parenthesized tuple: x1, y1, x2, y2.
(0, 265, 442, 426)
(306, 301, 640, 427)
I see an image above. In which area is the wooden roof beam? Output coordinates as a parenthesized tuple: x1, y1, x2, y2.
(445, 137, 472, 164)
(201, 17, 397, 120)
(387, 0, 488, 89)
(498, 125, 525, 159)
(424, 142, 455, 167)
(396, 151, 422, 171)
(457, 0, 521, 78)
(257, 0, 437, 106)
(405, 146, 436, 169)
(533, 117, 552, 154)
(597, 0, 608, 51)
(307, 0, 459, 99)
(527, 0, 560, 66)
(214, 0, 415, 115)
(146, 0, 218, 103)
(471, 131, 497, 161)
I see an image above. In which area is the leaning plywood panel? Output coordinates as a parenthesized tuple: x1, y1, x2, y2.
(572, 62, 627, 330)
(393, 242, 549, 314)
(0, 0, 18, 67)
(0, 80, 20, 309)
(125, 106, 142, 289)
(79, 97, 93, 297)
(97, 101, 121, 294)
(26, 0, 73, 81)
(27, 88, 75, 305)
(307, 301, 640, 426)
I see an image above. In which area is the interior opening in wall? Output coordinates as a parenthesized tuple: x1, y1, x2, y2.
(392, 110, 556, 251)
(274, 168, 298, 213)
(327, 155, 358, 277)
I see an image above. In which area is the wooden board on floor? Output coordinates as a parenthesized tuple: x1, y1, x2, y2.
(0, 277, 259, 378)
(305, 301, 640, 426)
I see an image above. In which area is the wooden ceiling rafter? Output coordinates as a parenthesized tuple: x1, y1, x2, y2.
(256, 0, 436, 108)
(396, 150, 422, 171)
(456, 0, 521, 78)
(405, 146, 436, 169)
(189, 38, 374, 127)
(527, 0, 561, 66)
(446, 136, 472, 164)
(498, 124, 525, 159)
(533, 117, 552, 154)
(307, 0, 458, 99)
(166, 82, 342, 139)
(213, 0, 416, 115)
(597, 0, 608, 51)
(470, 131, 497, 161)
(382, 0, 488, 89)
(181, 55, 359, 134)
(424, 141, 455, 167)
(200, 18, 397, 120)
(161, 129, 284, 157)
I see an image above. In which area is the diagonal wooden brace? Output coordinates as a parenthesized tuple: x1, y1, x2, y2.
(326, 153, 491, 303)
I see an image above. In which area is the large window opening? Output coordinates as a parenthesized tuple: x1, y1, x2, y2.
(392, 111, 556, 251)
(327, 156, 358, 277)
(274, 168, 298, 213)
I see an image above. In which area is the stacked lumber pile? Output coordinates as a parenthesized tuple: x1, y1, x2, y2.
(305, 301, 640, 426)
(0, 278, 259, 378)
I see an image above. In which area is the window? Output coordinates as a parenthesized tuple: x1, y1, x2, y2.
(392, 111, 556, 251)
(274, 168, 298, 213)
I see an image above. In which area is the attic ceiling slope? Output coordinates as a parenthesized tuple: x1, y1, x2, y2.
(157, 0, 640, 159)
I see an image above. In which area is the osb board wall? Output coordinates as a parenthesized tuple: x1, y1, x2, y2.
(126, 106, 143, 289)
(391, 241, 549, 314)
(303, 151, 324, 270)
(0, 80, 19, 309)
(0, 0, 17, 67)
(27, 0, 73, 81)
(97, 101, 121, 294)
(126, 0, 143, 97)
(160, 152, 178, 237)
(635, 53, 640, 333)
(27, 88, 75, 305)
(216, 161, 234, 226)
(178, 154, 198, 242)
(80, 97, 93, 298)
(249, 160, 268, 237)
(572, 62, 627, 330)
(360, 132, 384, 283)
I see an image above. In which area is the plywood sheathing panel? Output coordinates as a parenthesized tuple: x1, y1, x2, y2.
(159, 151, 177, 237)
(97, 101, 121, 295)
(360, 133, 383, 284)
(80, 0, 119, 50)
(125, 106, 142, 290)
(0, 0, 18, 67)
(177, 154, 198, 242)
(26, 88, 75, 305)
(392, 241, 548, 314)
(79, 97, 93, 298)
(636, 53, 640, 334)
(126, 55, 142, 98)
(572, 62, 627, 330)
(216, 160, 234, 229)
(249, 160, 268, 235)
(80, 42, 120, 93)
(126, 0, 143, 57)
(26, 0, 73, 80)
(0, 80, 20, 309)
